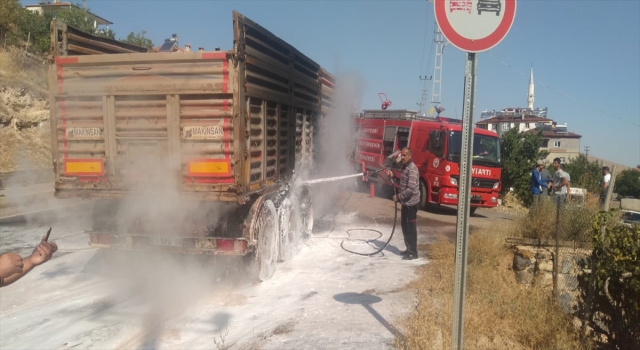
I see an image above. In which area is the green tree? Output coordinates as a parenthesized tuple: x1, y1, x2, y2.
(563, 154, 602, 194)
(120, 30, 154, 49)
(499, 128, 548, 206)
(1, 0, 29, 48)
(54, 3, 115, 39)
(615, 169, 640, 198)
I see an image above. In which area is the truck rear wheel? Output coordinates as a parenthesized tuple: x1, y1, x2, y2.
(470, 207, 478, 215)
(256, 200, 279, 281)
(278, 197, 302, 262)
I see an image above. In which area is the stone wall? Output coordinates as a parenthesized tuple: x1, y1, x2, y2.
(512, 245, 591, 314)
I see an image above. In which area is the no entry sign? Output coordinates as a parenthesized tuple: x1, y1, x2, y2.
(434, 0, 516, 52)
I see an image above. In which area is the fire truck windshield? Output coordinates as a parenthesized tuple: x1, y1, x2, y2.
(448, 131, 501, 167)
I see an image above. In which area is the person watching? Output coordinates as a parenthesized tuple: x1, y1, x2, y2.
(0, 235, 58, 288)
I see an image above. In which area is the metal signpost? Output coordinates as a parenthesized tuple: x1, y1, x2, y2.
(433, 1, 517, 348)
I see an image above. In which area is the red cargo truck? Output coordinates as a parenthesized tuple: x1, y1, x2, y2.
(353, 109, 501, 214)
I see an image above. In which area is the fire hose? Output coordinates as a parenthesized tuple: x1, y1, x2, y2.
(339, 168, 400, 257)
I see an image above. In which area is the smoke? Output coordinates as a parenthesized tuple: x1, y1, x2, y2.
(88, 151, 244, 347)
(311, 70, 367, 217)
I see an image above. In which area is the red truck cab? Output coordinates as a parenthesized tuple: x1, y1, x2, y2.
(353, 109, 501, 214)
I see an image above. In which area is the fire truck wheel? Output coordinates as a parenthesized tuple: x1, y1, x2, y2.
(470, 207, 478, 215)
(277, 197, 302, 262)
(256, 200, 279, 281)
(419, 180, 429, 210)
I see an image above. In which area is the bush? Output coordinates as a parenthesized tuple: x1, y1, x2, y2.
(579, 213, 640, 349)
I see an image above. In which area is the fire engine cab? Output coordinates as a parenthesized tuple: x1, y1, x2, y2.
(352, 109, 502, 214)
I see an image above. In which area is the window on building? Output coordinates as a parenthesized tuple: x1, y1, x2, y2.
(560, 157, 565, 163)
(501, 123, 510, 131)
(554, 141, 561, 148)
(525, 123, 530, 128)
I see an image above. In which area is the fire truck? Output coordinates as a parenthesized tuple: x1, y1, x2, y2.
(353, 109, 502, 214)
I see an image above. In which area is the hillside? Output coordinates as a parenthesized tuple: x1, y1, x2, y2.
(0, 49, 51, 172)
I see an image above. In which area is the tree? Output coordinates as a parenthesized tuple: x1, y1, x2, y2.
(54, 3, 115, 39)
(120, 31, 154, 49)
(499, 128, 548, 206)
(563, 154, 602, 194)
(615, 169, 640, 198)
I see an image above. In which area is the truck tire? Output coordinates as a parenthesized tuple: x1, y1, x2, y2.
(278, 197, 302, 262)
(256, 200, 279, 281)
(470, 207, 478, 215)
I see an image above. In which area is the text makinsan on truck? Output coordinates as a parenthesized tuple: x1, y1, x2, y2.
(352, 109, 502, 215)
(47, 11, 335, 281)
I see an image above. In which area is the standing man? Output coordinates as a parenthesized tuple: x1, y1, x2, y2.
(386, 147, 420, 260)
(530, 160, 549, 204)
(600, 166, 611, 204)
(552, 158, 571, 204)
(540, 162, 552, 197)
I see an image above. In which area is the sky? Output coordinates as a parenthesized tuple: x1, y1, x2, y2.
(23, 0, 640, 167)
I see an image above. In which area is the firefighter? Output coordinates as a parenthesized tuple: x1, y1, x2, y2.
(386, 147, 421, 260)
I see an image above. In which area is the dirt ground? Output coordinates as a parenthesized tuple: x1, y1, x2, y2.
(0, 188, 515, 349)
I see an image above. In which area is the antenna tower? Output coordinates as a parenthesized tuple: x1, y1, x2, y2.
(418, 75, 432, 117)
(430, 26, 447, 115)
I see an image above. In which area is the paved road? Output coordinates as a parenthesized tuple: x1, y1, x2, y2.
(0, 189, 513, 349)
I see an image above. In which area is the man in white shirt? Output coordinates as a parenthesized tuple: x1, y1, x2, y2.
(600, 166, 611, 204)
(552, 158, 571, 205)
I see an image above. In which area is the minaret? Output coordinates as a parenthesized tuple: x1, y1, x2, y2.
(527, 66, 535, 110)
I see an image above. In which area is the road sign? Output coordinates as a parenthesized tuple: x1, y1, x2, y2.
(434, 0, 516, 52)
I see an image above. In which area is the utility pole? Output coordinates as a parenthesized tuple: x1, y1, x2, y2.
(584, 146, 590, 160)
(418, 75, 432, 117)
(584, 146, 590, 188)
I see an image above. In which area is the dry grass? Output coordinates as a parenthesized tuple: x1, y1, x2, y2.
(515, 196, 619, 244)
(0, 48, 48, 99)
(397, 224, 584, 350)
(0, 126, 52, 172)
(0, 48, 51, 172)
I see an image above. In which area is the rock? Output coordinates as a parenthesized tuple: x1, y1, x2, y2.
(572, 317, 583, 330)
(535, 250, 551, 260)
(561, 259, 574, 274)
(537, 260, 554, 273)
(516, 269, 534, 284)
(516, 247, 535, 260)
(513, 255, 532, 271)
(539, 272, 553, 287)
(559, 274, 579, 291)
(558, 292, 574, 314)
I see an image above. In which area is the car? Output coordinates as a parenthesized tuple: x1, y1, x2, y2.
(477, 0, 502, 16)
(621, 210, 640, 228)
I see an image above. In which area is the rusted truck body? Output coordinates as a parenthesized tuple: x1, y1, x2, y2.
(48, 11, 335, 280)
